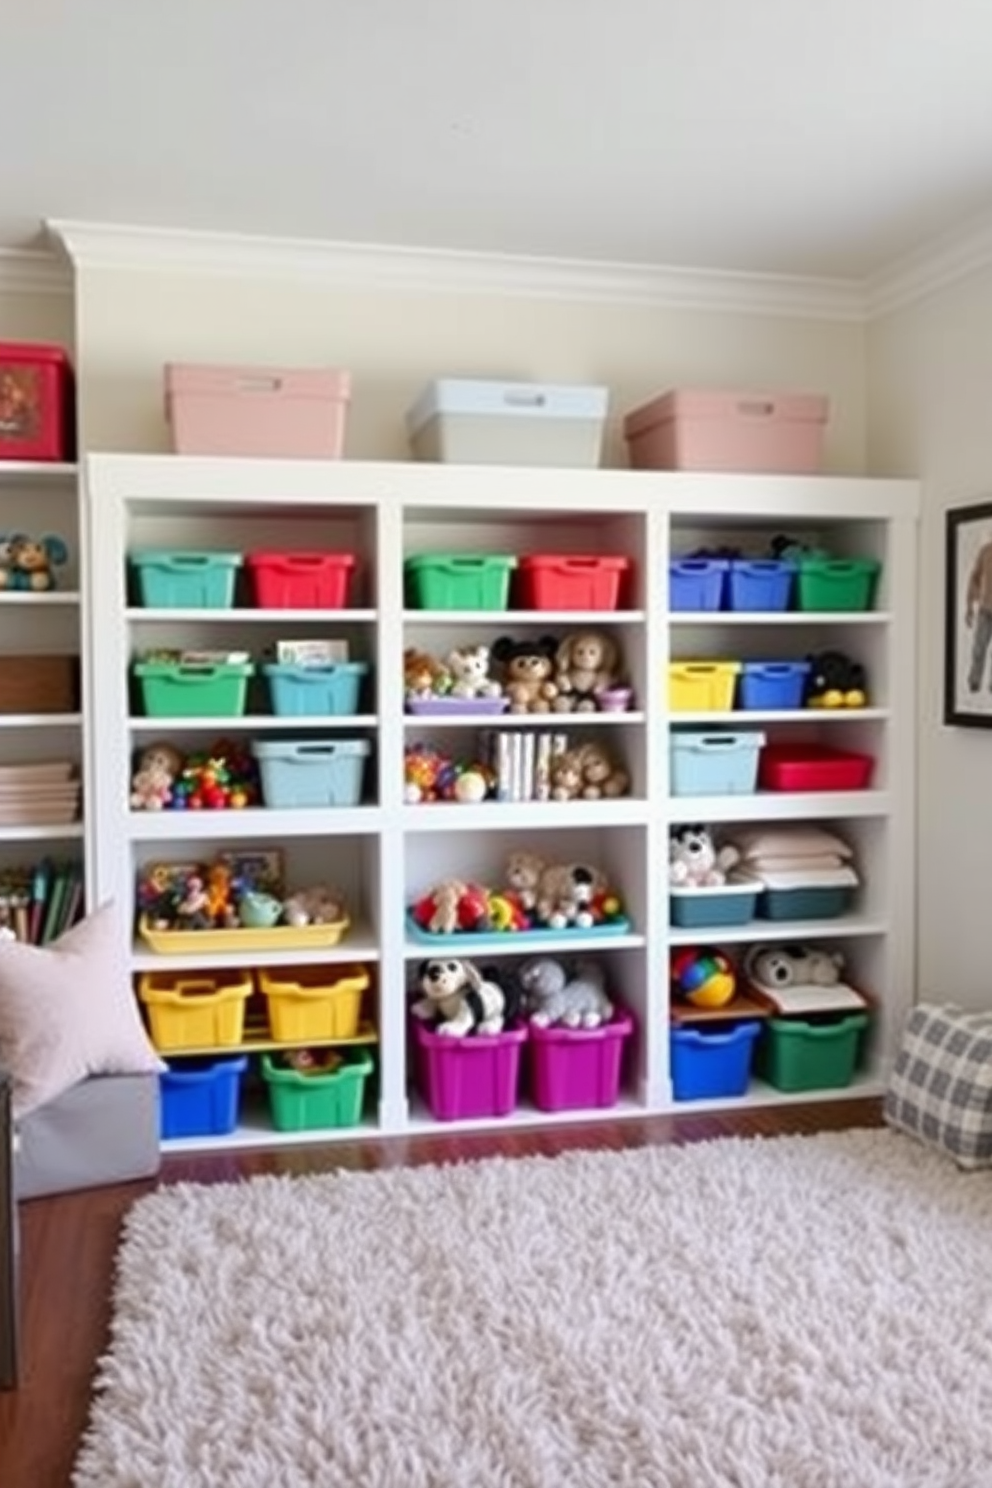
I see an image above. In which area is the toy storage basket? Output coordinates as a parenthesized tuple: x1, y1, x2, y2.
(261, 1050, 374, 1132)
(754, 1013, 868, 1092)
(263, 661, 369, 717)
(727, 559, 795, 612)
(130, 551, 242, 609)
(669, 883, 760, 929)
(252, 738, 370, 807)
(405, 554, 517, 611)
(406, 378, 608, 467)
(414, 1020, 527, 1120)
(527, 1010, 633, 1112)
(669, 662, 740, 712)
(515, 555, 630, 611)
(257, 964, 370, 1042)
(245, 552, 357, 609)
(138, 970, 254, 1051)
(668, 558, 728, 612)
(670, 731, 765, 796)
(737, 661, 811, 711)
(670, 1021, 762, 1100)
(795, 558, 881, 612)
(159, 1055, 248, 1139)
(133, 659, 254, 718)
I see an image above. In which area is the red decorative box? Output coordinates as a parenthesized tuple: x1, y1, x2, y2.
(758, 744, 874, 792)
(0, 342, 75, 462)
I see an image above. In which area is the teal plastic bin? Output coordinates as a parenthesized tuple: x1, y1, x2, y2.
(252, 738, 371, 807)
(263, 662, 369, 717)
(131, 551, 242, 609)
(404, 553, 516, 610)
(134, 659, 254, 717)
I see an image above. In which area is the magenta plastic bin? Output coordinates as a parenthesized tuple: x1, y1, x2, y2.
(414, 1020, 526, 1120)
(527, 1009, 633, 1112)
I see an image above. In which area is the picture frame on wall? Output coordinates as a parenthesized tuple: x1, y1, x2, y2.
(944, 499, 992, 727)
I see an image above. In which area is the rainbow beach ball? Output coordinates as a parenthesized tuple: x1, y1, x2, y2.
(670, 947, 736, 1009)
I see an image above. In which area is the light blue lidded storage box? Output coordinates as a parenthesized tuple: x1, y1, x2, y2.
(252, 738, 371, 808)
(263, 661, 369, 717)
(670, 730, 766, 796)
(130, 550, 243, 609)
(406, 379, 609, 467)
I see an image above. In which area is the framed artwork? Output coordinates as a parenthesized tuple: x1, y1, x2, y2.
(945, 500, 992, 727)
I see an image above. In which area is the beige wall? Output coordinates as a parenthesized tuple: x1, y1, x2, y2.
(74, 266, 868, 471)
(0, 286, 74, 349)
(868, 266, 992, 1008)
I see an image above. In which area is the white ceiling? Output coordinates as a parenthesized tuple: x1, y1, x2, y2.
(5, 0, 992, 280)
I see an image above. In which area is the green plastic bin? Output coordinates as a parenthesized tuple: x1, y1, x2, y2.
(754, 1013, 868, 1092)
(130, 551, 242, 609)
(404, 553, 516, 610)
(133, 659, 254, 717)
(795, 558, 880, 612)
(261, 1050, 374, 1132)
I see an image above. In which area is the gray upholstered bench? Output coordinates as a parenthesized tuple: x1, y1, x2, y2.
(14, 1071, 160, 1201)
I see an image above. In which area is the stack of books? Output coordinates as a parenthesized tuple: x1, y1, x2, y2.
(0, 859, 85, 944)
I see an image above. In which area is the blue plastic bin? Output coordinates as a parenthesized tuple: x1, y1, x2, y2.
(670, 730, 765, 796)
(737, 661, 811, 711)
(668, 558, 728, 612)
(670, 1021, 762, 1100)
(263, 662, 369, 717)
(727, 559, 795, 612)
(159, 1055, 248, 1138)
(252, 738, 371, 807)
(131, 551, 242, 609)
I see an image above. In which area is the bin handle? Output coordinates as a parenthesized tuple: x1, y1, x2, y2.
(289, 743, 340, 758)
(174, 665, 221, 679)
(672, 559, 715, 572)
(734, 398, 776, 419)
(679, 663, 721, 676)
(442, 557, 491, 570)
(501, 389, 547, 409)
(556, 557, 604, 571)
(820, 560, 858, 574)
(694, 735, 740, 749)
(160, 555, 214, 570)
(277, 555, 330, 571)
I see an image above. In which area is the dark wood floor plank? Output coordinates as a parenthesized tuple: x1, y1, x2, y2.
(0, 1099, 884, 1488)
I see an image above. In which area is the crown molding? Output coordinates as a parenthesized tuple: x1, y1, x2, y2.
(46, 218, 867, 321)
(0, 246, 71, 297)
(866, 206, 992, 318)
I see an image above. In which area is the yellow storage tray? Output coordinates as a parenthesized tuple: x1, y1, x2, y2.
(138, 970, 254, 1051)
(138, 915, 351, 955)
(669, 661, 741, 712)
(258, 964, 371, 1042)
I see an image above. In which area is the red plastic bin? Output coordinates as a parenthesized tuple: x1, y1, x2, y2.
(758, 744, 875, 792)
(245, 552, 357, 609)
(528, 1010, 633, 1112)
(516, 555, 630, 610)
(0, 341, 75, 462)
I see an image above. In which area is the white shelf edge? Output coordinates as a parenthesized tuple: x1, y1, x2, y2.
(403, 931, 646, 959)
(669, 611, 891, 626)
(666, 790, 891, 821)
(131, 925, 380, 973)
(129, 714, 379, 733)
(0, 822, 83, 841)
(403, 1094, 650, 1136)
(403, 609, 645, 624)
(161, 1114, 384, 1154)
(404, 799, 650, 831)
(667, 915, 888, 946)
(126, 607, 378, 622)
(0, 460, 78, 482)
(0, 712, 81, 729)
(0, 590, 80, 606)
(665, 1072, 886, 1114)
(404, 710, 644, 728)
(670, 708, 890, 724)
(127, 805, 383, 839)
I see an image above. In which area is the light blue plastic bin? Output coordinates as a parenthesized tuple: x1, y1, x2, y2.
(670, 730, 766, 796)
(263, 662, 369, 717)
(252, 738, 371, 808)
(131, 551, 242, 609)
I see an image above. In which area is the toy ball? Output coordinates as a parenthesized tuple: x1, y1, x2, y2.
(670, 947, 736, 1009)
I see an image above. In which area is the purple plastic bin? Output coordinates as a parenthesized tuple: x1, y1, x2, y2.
(405, 696, 509, 716)
(527, 1010, 633, 1112)
(414, 1019, 526, 1120)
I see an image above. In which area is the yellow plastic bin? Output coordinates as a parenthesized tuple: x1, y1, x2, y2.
(137, 970, 254, 1051)
(258, 963, 371, 1042)
(669, 661, 741, 711)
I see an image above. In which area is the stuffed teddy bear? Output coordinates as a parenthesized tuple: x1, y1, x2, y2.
(550, 743, 629, 801)
(129, 741, 183, 810)
(283, 884, 349, 927)
(669, 825, 741, 887)
(804, 650, 868, 709)
(553, 632, 623, 712)
(504, 850, 546, 911)
(519, 956, 614, 1029)
(535, 861, 607, 929)
(745, 943, 845, 989)
(445, 644, 501, 699)
(404, 647, 451, 699)
(412, 958, 520, 1036)
(491, 635, 560, 712)
(0, 533, 69, 591)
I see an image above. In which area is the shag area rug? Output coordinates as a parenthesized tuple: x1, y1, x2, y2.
(74, 1128, 992, 1488)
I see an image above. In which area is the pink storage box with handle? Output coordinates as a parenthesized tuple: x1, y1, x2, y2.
(623, 388, 829, 474)
(165, 363, 351, 458)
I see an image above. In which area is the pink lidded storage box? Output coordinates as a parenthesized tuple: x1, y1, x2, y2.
(623, 389, 829, 474)
(164, 363, 351, 458)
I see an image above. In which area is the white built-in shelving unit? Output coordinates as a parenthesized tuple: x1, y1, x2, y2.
(83, 454, 919, 1152)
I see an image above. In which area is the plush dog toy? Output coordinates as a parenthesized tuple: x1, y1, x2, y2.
(519, 957, 614, 1029)
(412, 958, 520, 1036)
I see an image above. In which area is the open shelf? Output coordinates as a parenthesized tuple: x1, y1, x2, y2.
(667, 913, 888, 946)
(127, 806, 382, 839)
(129, 713, 378, 735)
(666, 791, 891, 821)
(403, 608, 646, 625)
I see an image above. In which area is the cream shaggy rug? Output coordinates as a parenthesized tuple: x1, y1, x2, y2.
(74, 1128, 992, 1488)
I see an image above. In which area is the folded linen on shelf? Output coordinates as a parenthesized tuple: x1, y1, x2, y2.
(734, 864, 859, 889)
(731, 825, 853, 862)
(739, 852, 848, 874)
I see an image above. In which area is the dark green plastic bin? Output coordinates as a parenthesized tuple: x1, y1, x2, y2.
(754, 1013, 868, 1092)
(404, 554, 516, 610)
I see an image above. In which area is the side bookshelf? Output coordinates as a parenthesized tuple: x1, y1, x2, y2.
(83, 455, 918, 1150)
(0, 461, 89, 942)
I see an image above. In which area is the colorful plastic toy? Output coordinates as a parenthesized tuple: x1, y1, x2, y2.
(670, 946, 736, 1009)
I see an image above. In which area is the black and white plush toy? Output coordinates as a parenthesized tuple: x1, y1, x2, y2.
(412, 958, 520, 1037)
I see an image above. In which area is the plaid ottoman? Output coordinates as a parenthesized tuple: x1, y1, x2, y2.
(885, 1003, 992, 1169)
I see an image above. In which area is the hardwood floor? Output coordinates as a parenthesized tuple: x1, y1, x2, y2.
(0, 1099, 884, 1488)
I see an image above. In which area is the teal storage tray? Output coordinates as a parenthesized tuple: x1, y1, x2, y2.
(134, 659, 254, 718)
(263, 662, 369, 717)
(131, 551, 242, 609)
(758, 885, 854, 920)
(404, 553, 517, 610)
(669, 884, 759, 928)
(406, 913, 631, 949)
(252, 738, 371, 807)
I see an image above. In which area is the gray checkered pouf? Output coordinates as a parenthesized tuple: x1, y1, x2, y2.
(885, 1003, 992, 1169)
